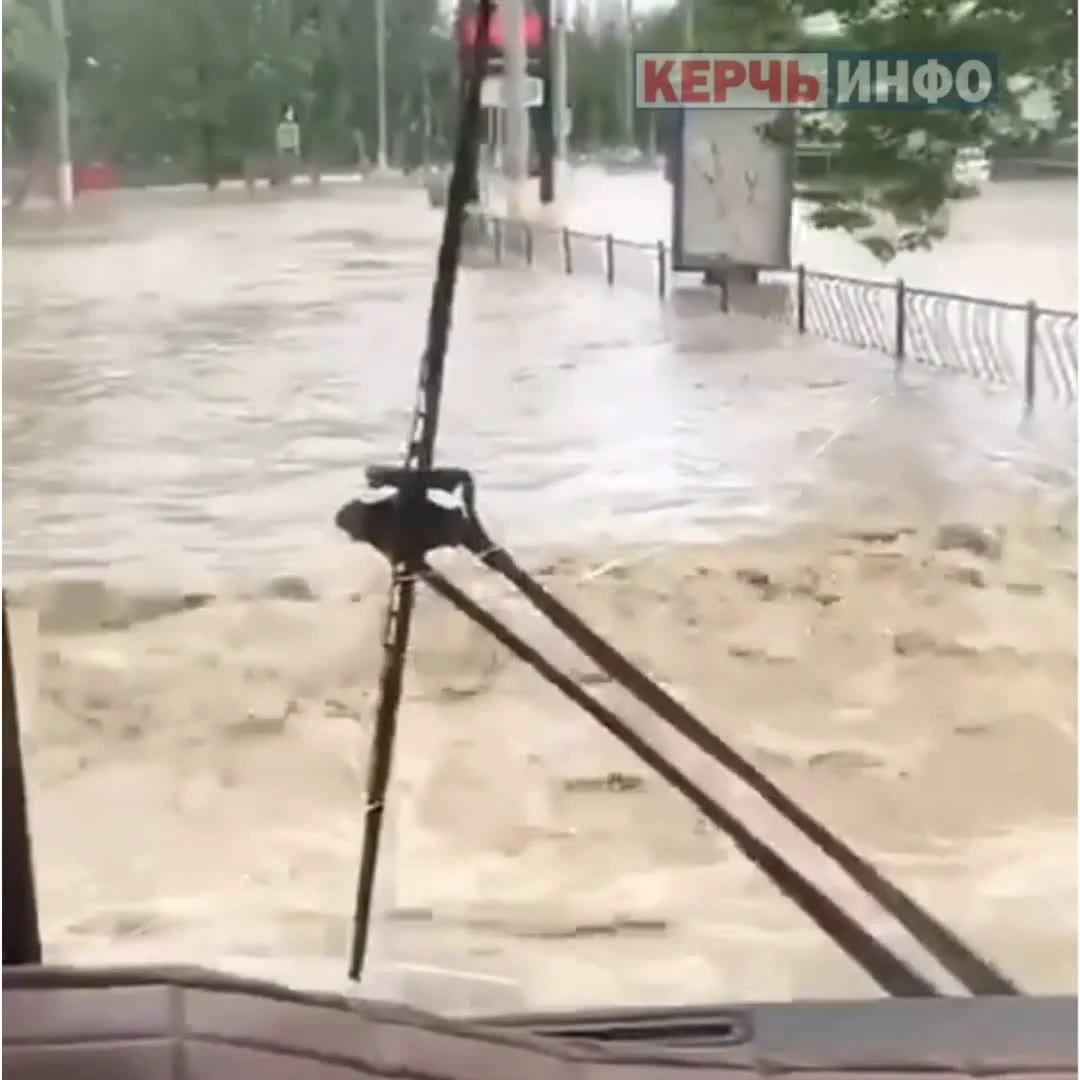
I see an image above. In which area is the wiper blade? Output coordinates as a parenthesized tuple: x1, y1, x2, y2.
(337, 0, 1016, 1001)
(511, 1011, 749, 1048)
(460, 519, 1019, 998)
(344, 0, 494, 982)
(420, 563, 939, 998)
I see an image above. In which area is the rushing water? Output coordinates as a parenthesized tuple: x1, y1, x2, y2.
(562, 170, 1078, 308)
(3, 172, 1076, 578)
(3, 171, 1075, 1013)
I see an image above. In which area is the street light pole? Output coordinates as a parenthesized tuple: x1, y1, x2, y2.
(502, 0, 530, 218)
(553, 0, 569, 163)
(374, 0, 389, 170)
(623, 0, 635, 148)
(47, 0, 74, 210)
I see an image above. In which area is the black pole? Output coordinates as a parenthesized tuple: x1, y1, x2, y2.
(3, 597, 43, 966)
(345, 0, 494, 983)
(457, 2, 483, 205)
(536, 0, 555, 203)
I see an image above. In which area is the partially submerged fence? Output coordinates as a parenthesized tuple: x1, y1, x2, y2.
(468, 212, 1079, 413)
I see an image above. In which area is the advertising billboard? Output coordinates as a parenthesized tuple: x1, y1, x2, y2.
(669, 109, 794, 273)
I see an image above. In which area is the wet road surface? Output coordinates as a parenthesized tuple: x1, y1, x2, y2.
(4, 173, 1075, 1014)
(3, 172, 1076, 579)
(561, 170, 1078, 309)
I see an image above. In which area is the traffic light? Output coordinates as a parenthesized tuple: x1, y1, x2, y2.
(457, 1, 546, 77)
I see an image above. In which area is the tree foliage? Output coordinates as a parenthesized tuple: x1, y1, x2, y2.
(569, 0, 1074, 260)
(2, 0, 1073, 254)
(796, 0, 1076, 258)
(3, 0, 60, 151)
(3, 0, 453, 184)
(73, 0, 324, 183)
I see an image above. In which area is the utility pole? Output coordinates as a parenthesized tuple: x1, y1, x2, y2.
(682, 0, 695, 47)
(623, 0, 635, 148)
(374, 0, 389, 170)
(47, 0, 74, 210)
(501, 0, 530, 217)
(420, 70, 432, 168)
(537, 0, 556, 204)
(553, 0, 569, 163)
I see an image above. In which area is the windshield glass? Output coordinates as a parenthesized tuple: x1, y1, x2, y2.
(3, 0, 1076, 1017)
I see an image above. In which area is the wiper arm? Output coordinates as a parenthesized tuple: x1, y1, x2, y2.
(420, 562, 939, 997)
(344, 0, 494, 982)
(458, 511, 1018, 997)
(338, 0, 1017, 999)
(337, 479, 1016, 997)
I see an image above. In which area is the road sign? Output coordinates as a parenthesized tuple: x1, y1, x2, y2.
(480, 74, 544, 109)
(276, 121, 300, 153)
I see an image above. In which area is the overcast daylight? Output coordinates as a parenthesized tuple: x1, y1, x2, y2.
(3, 0, 1076, 1071)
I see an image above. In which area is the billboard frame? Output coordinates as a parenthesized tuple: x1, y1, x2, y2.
(669, 108, 796, 274)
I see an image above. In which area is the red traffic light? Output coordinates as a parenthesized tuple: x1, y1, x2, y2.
(460, 8, 544, 49)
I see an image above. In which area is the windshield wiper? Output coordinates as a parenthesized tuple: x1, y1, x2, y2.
(343, 0, 496, 985)
(338, 0, 1017, 1001)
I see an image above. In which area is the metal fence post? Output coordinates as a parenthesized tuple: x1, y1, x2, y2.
(477, 221, 1076, 412)
(894, 278, 907, 369)
(1023, 300, 1038, 414)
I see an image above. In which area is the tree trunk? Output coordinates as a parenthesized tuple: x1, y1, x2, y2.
(200, 123, 221, 190)
(195, 65, 220, 190)
(4, 108, 51, 211)
(242, 155, 258, 195)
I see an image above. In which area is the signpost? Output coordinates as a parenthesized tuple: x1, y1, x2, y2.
(47, 0, 73, 209)
(481, 74, 545, 109)
(276, 118, 301, 155)
(500, 0, 529, 217)
(457, 0, 558, 206)
(275, 108, 301, 186)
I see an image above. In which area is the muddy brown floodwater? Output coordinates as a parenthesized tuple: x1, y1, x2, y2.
(3, 174, 1077, 1014)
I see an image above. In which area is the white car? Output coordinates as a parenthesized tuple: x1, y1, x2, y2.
(952, 146, 991, 190)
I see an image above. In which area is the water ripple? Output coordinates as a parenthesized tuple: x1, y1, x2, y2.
(4, 182, 1075, 578)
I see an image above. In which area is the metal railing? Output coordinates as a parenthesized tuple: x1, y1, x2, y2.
(468, 212, 1079, 412)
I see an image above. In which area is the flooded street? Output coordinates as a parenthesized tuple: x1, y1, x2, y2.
(3, 171, 1076, 1014)
(564, 171, 1078, 310)
(3, 172, 1076, 576)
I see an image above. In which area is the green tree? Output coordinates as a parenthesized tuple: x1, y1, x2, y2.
(68, 0, 450, 180)
(566, 2, 623, 147)
(376, 0, 454, 167)
(796, 0, 1076, 259)
(3, 0, 59, 154)
(79, 0, 320, 185)
(566, 0, 1075, 259)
